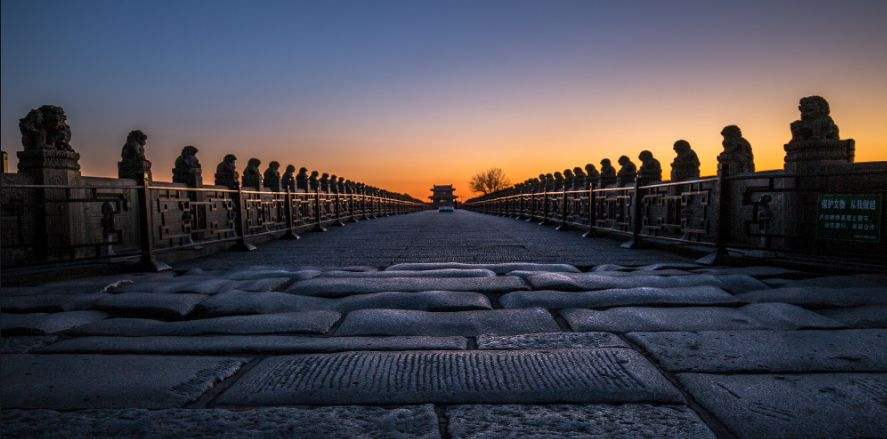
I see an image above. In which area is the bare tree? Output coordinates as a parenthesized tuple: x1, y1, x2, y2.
(469, 167, 511, 195)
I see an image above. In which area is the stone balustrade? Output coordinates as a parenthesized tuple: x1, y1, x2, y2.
(465, 96, 887, 266)
(1, 105, 426, 271)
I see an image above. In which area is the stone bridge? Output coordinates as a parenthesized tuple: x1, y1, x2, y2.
(2, 97, 887, 437)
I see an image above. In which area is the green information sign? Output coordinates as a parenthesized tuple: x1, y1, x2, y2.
(817, 194, 882, 242)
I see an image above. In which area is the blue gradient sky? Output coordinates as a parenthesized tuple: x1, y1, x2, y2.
(3, 0, 886, 197)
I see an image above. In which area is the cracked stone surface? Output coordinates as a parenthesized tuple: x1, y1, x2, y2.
(628, 329, 887, 372)
(0, 354, 245, 409)
(446, 404, 715, 438)
(1, 406, 441, 438)
(678, 373, 887, 438)
(0, 311, 108, 335)
(477, 332, 629, 349)
(335, 308, 560, 336)
(68, 312, 341, 336)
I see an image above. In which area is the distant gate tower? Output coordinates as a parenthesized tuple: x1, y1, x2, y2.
(430, 184, 457, 207)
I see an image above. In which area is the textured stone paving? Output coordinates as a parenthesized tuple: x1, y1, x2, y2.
(3, 261, 887, 437)
(176, 209, 690, 269)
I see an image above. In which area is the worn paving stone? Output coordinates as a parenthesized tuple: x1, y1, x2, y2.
(119, 278, 235, 295)
(0, 336, 60, 353)
(386, 262, 580, 274)
(592, 264, 633, 272)
(220, 268, 322, 281)
(477, 332, 628, 349)
(216, 349, 683, 406)
(785, 273, 887, 288)
(735, 286, 887, 308)
(68, 312, 341, 336)
(93, 293, 208, 319)
(820, 306, 887, 328)
(562, 303, 840, 333)
(321, 268, 496, 278)
(526, 273, 767, 293)
(0, 293, 108, 313)
(0, 311, 108, 335)
(690, 266, 808, 279)
(287, 276, 527, 297)
(335, 308, 559, 336)
(637, 262, 704, 271)
(1, 406, 440, 438)
(628, 329, 887, 372)
(198, 290, 492, 316)
(500, 286, 738, 309)
(39, 335, 468, 354)
(446, 404, 714, 438)
(0, 354, 245, 409)
(678, 373, 887, 438)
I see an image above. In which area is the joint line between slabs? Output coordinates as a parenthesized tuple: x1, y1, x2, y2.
(190, 356, 265, 409)
(615, 333, 738, 439)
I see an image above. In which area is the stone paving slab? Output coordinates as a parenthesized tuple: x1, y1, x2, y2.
(526, 273, 768, 293)
(562, 303, 841, 333)
(637, 262, 704, 271)
(1, 406, 440, 438)
(93, 293, 208, 319)
(68, 312, 341, 336)
(0, 336, 60, 353)
(386, 262, 580, 274)
(1, 293, 108, 313)
(287, 276, 528, 297)
(0, 311, 108, 335)
(119, 278, 236, 295)
(820, 305, 887, 328)
(335, 308, 559, 336)
(785, 273, 887, 288)
(197, 290, 492, 316)
(220, 268, 322, 281)
(735, 286, 887, 308)
(38, 335, 468, 354)
(477, 332, 629, 349)
(678, 373, 887, 438)
(216, 349, 684, 406)
(321, 268, 497, 278)
(690, 266, 808, 279)
(0, 354, 246, 409)
(446, 404, 714, 438)
(499, 286, 738, 309)
(627, 329, 887, 372)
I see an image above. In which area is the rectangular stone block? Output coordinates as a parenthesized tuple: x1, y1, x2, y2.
(446, 404, 714, 438)
(627, 329, 887, 372)
(678, 373, 887, 438)
(526, 273, 767, 293)
(197, 290, 491, 316)
(0, 311, 107, 335)
(216, 349, 684, 406)
(69, 311, 341, 336)
(1, 293, 108, 313)
(499, 286, 738, 309)
(321, 268, 496, 278)
(39, 335, 468, 354)
(385, 262, 580, 274)
(820, 305, 887, 328)
(287, 276, 527, 297)
(563, 303, 843, 333)
(735, 287, 887, 308)
(477, 332, 628, 350)
(0, 354, 245, 409)
(2, 406, 440, 438)
(93, 293, 207, 319)
(335, 308, 559, 336)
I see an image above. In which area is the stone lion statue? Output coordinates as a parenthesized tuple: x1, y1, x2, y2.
(599, 159, 616, 187)
(671, 140, 701, 181)
(242, 158, 262, 188)
(719, 125, 755, 175)
(263, 161, 281, 191)
(637, 150, 662, 185)
(215, 154, 239, 189)
(790, 95, 839, 142)
(616, 155, 637, 187)
(121, 130, 148, 161)
(282, 165, 296, 191)
(19, 105, 74, 151)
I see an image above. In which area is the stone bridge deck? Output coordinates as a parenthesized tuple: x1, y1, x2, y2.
(178, 209, 688, 270)
(2, 210, 886, 437)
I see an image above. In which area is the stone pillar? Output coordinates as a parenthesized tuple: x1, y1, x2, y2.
(172, 145, 202, 187)
(118, 130, 152, 181)
(1, 148, 8, 173)
(784, 96, 854, 174)
(16, 105, 83, 261)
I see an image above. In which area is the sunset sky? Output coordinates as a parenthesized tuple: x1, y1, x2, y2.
(2, 0, 886, 199)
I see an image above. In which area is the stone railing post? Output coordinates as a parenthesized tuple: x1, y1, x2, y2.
(136, 175, 171, 271)
(583, 183, 597, 238)
(333, 192, 346, 227)
(282, 188, 300, 240)
(621, 177, 643, 249)
(538, 191, 549, 225)
(312, 188, 327, 232)
(555, 188, 569, 231)
(233, 185, 257, 251)
(697, 174, 730, 265)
